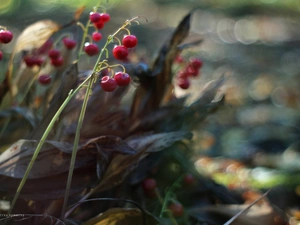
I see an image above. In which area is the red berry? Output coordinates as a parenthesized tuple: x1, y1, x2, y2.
(190, 57, 203, 69)
(23, 56, 36, 67)
(175, 55, 184, 63)
(168, 203, 184, 217)
(0, 51, 3, 61)
(48, 49, 61, 59)
(94, 21, 105, 29)
(142, 178, 156, 192)
(0, 30, 13, 44)
(177, 78, 190, 89)
(100, 13, 110, 23)
(112, 45, 128, 60)
(84, 43, 99, 56)
(100, 76, 117, 92)
(186, 64, 199, 77)
(51, 56, 64, 67)
(38, 74, 52, 85)
(63, 38, 76, 50)
(92, 32, 102, 42)
(122, 35, 138, 48)
(183, 174, 195, 185)
(114, 72, 131, 86)
(89, 12, 101, 23)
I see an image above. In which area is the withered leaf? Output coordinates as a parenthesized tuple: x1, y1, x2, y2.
(131, 12, 194, 116)
(74, 6, 86, 21)
(0, 135, 135, 179)
(94, 131, 192, 192)
(82, 208, 159, 225)
(125, 131, 192, 153)
(14, 20, 61, 53)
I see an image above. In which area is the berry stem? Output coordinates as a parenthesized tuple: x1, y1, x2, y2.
(61, 22, 122, 216)
(159, 174, 184, 218)
(77, 20, 91, 60)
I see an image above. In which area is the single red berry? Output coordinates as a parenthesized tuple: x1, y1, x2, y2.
(100, 13, 110, 23)
(94, 20, 105, 29)
(84, 43, 99, 56)
(168, 203, 184, 217)
(23, 56, 36, 67)
(63, 38, 76, 50)
(100, 76, 117, 92)
(175, 55, 184, 63)
(92, 32, 102, 42)
(114, 72, 131, 86)
(48, 49, 61, 59)
(190, 57, 203, 69)
(122, 35, 138, 48)
(89, 12, 101, 23)
(183, 174, 195, 185)
(51, 56, 64, 67)
(38, 74, 52, 85)
(177, 78, 190, 89)
(186, 64, 199, 77)
(0, 30, 13, 44)
(142, 178, 157, 192)
(112, 45, 128, 60)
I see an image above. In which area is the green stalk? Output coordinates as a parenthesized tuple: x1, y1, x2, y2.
(60, 38, 112, 216)
(7, 74, 91, 214)
(159, 175, 184, 218)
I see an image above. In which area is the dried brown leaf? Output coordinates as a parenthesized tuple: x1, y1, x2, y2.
(14, 20, 61, 53)
(74, 6, 86, 21)
(131, 12, 193, 116)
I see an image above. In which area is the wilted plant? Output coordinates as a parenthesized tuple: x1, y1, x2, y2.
(0, 4, 229, 225)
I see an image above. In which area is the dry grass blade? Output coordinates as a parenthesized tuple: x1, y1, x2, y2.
(223, 189, 271, 225)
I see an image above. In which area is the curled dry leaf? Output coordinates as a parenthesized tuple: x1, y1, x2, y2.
(93, 131, 192, 192)
(14, 20, 60, 53)
(131, 11, 194, 117)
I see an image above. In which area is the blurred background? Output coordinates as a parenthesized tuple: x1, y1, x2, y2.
(1, 0, 300, 191)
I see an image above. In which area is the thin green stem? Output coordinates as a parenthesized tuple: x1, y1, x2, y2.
(7, 72, 92, 216)
(60, 73, 95, 217)
(159, 175, 184, 218)
(61, 33, 113, 217)
(77, 20, 91, 60)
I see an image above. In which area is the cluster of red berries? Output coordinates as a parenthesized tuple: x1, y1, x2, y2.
(83, 11, 111, 57)
(175, 56, 203, 89)
(0, 29, 13, 61)
(112, 35, 138, 60)
(22, 37, 76, 85)
(89, 12, 110, 30)
(100, 71, 131, 92)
